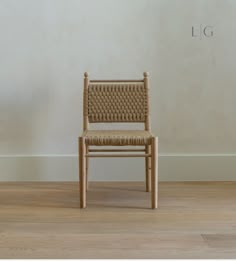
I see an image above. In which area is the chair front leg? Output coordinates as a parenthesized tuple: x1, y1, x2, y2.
(151, 137, 158, 209)
(145, 145, 151, 192)
(79, 137, 86, 208)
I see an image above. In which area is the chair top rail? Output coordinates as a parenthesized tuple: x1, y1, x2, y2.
(89, 80, 144, 83)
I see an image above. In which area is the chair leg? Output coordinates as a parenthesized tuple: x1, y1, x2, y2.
(145, 145, 151, 192)
(79, 137, 86, 208)
(151, 137, 158, 209)
(86, 145, 89, 191)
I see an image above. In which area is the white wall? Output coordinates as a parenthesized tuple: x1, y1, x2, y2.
(1, 0, 236, 181)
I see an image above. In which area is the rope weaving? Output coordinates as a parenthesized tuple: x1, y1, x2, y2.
(87, 83, 148, 123)
(83, 130, 152, 146)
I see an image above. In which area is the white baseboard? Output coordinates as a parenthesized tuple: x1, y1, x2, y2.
(0, 154, 236, 181)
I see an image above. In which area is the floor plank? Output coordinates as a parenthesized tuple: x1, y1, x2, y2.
(0, 182, 236, 258)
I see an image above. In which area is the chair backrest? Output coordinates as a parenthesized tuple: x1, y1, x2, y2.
(83, 72, 150, 131)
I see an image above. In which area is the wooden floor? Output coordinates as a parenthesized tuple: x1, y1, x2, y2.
(0, 182, 236, 258)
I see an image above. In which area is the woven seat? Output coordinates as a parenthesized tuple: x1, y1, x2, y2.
(83, 130, 153, 146)
(78, 72, 158, 209)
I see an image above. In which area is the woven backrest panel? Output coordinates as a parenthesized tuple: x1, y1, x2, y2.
(87, 83, 148, 123)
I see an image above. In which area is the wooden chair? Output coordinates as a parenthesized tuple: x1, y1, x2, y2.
(78, 72, 158, 209)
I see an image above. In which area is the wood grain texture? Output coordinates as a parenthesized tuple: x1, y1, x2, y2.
(0, 181, 236, 258)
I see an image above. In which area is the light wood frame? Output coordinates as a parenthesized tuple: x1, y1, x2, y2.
(78, 72, 158, 209)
